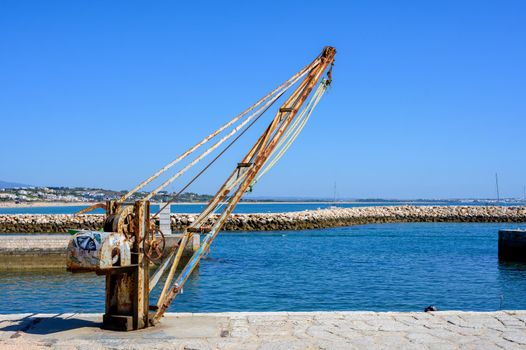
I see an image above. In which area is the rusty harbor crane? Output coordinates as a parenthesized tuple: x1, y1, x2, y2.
(66, 46, 336, 331)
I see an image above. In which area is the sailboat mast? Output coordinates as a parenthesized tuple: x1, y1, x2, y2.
(495, 173, 500, 203)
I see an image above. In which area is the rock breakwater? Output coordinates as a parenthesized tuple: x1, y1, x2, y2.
(0, 206, 525, 233)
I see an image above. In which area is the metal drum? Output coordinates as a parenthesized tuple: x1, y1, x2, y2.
(66, 230, 132, 272)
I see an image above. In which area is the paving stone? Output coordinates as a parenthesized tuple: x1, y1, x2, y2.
(495, 314, 526, 328)
(502, 331, 526, 345)
(1, 311, 525, 349)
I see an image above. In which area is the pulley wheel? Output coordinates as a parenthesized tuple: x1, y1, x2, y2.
(103, 206, 135, 239)
(113, 206, 135, 238)
(143, 228, 166, 264)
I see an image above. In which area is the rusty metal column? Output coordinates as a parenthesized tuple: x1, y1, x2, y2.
(134, 200, 150, 330)
(102, 201, 150, 331)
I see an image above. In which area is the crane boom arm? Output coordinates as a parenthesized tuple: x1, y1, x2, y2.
(152, 46, 336, 322)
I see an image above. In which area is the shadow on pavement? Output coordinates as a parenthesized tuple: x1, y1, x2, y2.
(1, 314, 101, 336)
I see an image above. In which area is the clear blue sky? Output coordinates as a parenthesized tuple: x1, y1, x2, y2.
(1, 0, 525, 199)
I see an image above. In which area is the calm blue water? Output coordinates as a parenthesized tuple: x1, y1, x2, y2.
(2, 222, 526, 314)
(0, 201, 522, 215)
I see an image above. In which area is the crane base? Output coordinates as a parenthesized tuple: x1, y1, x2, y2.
(102, 314, 134, 331)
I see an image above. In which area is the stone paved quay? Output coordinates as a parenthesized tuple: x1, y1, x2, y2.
(1, 311, 526, 349)
(1, 205, 525, 233)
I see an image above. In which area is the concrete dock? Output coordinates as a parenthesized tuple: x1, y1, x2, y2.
(1, 311, 526, 349)
(0, 234, 200, 269)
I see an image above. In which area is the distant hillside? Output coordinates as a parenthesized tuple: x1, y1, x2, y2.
(0, 180, 32, 189)
(0, 185, 213, 203)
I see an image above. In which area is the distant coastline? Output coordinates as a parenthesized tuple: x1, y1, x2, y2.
(2, 185, 525, 208)
(1, 199, 525, 209)
(0, 201, 88, 208)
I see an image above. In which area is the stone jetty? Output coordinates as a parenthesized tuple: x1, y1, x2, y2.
(1, 311, 526, 349)
(0, 205, 525, 233)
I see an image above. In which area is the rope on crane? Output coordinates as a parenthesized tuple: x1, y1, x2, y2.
(76, 60, 321, 216)
(153, 48, 337, 319)
(151, 88, 286, 219)
(250, 78, 330, 189)
(152, 82, 325, 284)
(143, 68, 314, 202)
(117, 59, 320, 204)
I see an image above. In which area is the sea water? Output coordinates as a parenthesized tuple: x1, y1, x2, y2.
(1, 222, 526, 314)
